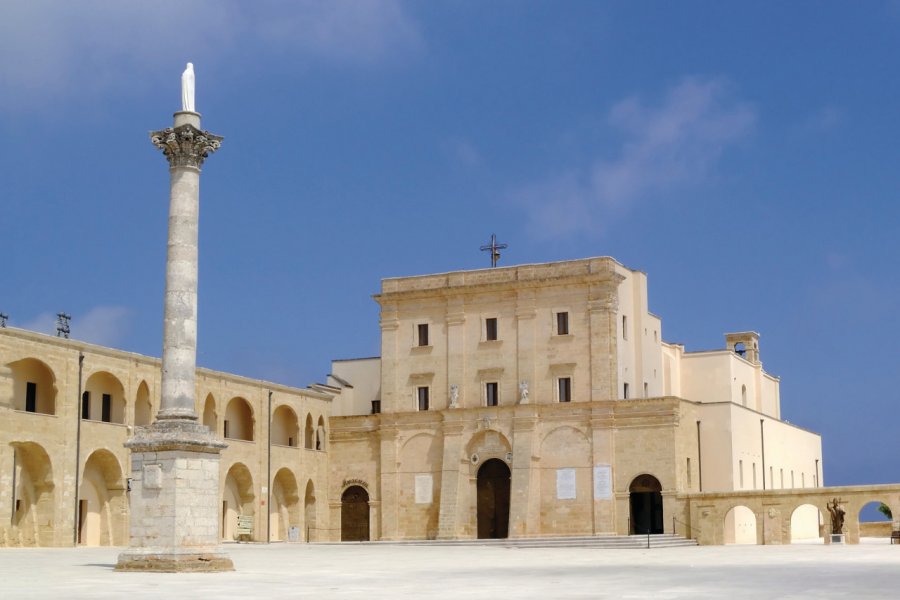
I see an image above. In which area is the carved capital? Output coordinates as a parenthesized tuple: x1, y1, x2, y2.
(150, 124, 223, 169)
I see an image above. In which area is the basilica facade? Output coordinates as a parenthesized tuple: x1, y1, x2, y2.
(5, 255, 881, 548)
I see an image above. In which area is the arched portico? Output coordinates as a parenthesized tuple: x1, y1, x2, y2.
(78, 449, 126, 546)
(270, 468, 300, 542)
(222, 463, 255, 540)
(7, 358, 57, 415)
(9, 442, 54, 546)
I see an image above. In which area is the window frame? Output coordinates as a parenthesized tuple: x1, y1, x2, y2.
(556, 311, 570, 336)
(417, 386, 430, 411)
(485, 381, 499, 406)
(484, 317, 499, 342)
(557, 376, 572, 403)
(416, 323, 430, 347)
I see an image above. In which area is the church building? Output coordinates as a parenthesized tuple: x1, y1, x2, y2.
(0, 255, 833, 547)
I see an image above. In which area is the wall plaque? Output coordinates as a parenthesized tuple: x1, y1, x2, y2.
(593, 464, 612, 499)
(143, 464, 162, 490)
(556, 468, 576, 500)
(415, 474, 433, 504)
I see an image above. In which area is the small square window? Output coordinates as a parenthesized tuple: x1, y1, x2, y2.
(417, 386, 430, 411)
(556, 312, 569, 335)
(485, 317, 498, 341)
(485, 382, 499, 406)
(558, 377, 572, 403)
(417, 323, 429, 347)
(371, 400, 381, 414)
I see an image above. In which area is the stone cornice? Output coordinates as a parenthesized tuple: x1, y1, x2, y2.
(374, 257, 625, 303)
(150, 124, 223, 169)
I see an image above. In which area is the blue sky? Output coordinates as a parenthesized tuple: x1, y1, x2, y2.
(1, 2, 898, 493)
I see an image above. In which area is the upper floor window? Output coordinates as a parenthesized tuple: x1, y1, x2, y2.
(371, 400, 381, 415)
(556, 312, 569, 335)
(622, 315, 628, 340)
(417, 386, 430, 411)
(558, 377, 572, 403)
(485, 317, 498, 341)
(416, 323, 429, 347)
(485, 382, 499, 406)
(623, 382, 629, 399)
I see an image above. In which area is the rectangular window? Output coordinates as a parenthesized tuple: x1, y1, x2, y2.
(223, 420, 230, 439)
(25, 382, 37, 412)
(623, 382, 629, 399)
(558, 377, 572, 403)
(643, 382, 649, 398)
(485, 382, 499, 406)
(81, 391, 90, 420)
(801, 473, 805, 487)
(288, 436, 295, 447)
(101, 394, 112, 423)
(752, 462, 757, 488)
(485, 317, 498, 341)
(556, 311, 569, 335)
(622, 315, 628, 340)
(791, 470, 795, 488)
(417, 323, 429, 347)
(371, 400, 381, 414)
(417, 386, 429, 411)
(769, 466, 773, 488)
(687, 458, 692, 487)
(739, 460, 744, 488)
(780, 468, 784, 489)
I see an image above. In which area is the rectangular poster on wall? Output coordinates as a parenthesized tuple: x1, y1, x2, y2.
(593, 464, 612, 499)
(556, 468, 576, 499)
(415, 474, 433, 504)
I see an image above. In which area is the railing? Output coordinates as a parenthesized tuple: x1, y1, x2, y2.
(673, 516, 701, 540)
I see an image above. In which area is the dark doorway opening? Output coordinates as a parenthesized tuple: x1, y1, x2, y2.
(477, 459, 511, 539)
(341, 485, 370, 542)
(629, 474, 663, 534)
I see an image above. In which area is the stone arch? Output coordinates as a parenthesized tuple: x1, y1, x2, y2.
(134, 380, 152, 426)
(6, 358, 57, 415)
(222, 462, 255, 541)
(9, 442, 55, 546)
(304, 479, 317, 541)
(629, 474, 663, 535)
(857, 499, 893, 539)
(465, 429, 512, 466)
(316, 415, 326, 451)
(398, 432, 442, 539)
(724, 505, 757, 544)
(790, 503, 823, 543)
(341, 485, 370, 542)
(224, 396, 254, 441)
(83, 371, 126, 424)
(304, 414, 314, 449)
(270, 468, 300, 542)
(272, 405, 299, 447)
(79, 449, 126, 546)
(202, 393, 217, 433)
(538, 425, 592, 535)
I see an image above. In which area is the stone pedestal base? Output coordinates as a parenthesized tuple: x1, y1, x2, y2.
(829, 533, 845, 545)
(115, 420, 233, 572)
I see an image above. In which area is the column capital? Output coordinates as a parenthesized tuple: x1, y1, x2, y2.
(150, 124, 223, 169)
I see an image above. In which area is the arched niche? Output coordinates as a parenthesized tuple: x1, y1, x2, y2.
(7, 358, 57, 415)
(83, 371, 126, 424)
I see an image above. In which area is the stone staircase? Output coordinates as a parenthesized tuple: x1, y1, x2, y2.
(335, 534, 698, 549)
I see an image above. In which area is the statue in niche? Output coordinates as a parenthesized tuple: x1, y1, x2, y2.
(827, 498, 846, 534)
(519, 381, 529, 404)
(449, 384, 459, 409)
(181, 62, 195, 112)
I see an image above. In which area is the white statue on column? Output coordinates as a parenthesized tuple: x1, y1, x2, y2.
(449, 384, 459, 409)
(519, 381, 529, 404)
(181, 62, 195, 112)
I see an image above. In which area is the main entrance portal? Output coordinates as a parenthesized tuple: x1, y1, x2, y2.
(477, 459, 511, 539)
(629, 474, 663, 534)
(341, 486, 370, 541)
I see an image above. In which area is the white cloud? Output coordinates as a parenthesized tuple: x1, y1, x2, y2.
(512, 78, 756, 238)
(17, 306, 132, 348)
(444, 138, 483, 167)
(0, 1, 421, 112)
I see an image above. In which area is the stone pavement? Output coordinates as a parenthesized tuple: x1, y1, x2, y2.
(1, 540, 897, 599)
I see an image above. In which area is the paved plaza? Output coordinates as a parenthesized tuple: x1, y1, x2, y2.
(1, 540, 898, 599)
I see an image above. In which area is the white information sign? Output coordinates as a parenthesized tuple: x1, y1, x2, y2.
(556, 468, 576, 500)
(415, 474, 433, 504)
(593, 464, 612, 500)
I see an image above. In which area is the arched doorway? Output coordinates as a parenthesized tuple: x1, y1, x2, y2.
(79, 450, 126, 546)
(341, 485, 370, 542)
(477, 459, 511, 539)
(629, 474, 663, 535)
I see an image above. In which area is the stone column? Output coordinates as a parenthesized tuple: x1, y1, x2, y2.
(116, 111, 232, 572)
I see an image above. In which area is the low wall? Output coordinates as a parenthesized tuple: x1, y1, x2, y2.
(859, 521, 892, 537)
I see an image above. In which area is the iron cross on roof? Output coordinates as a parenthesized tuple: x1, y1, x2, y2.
(480, 233, 508, 268)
